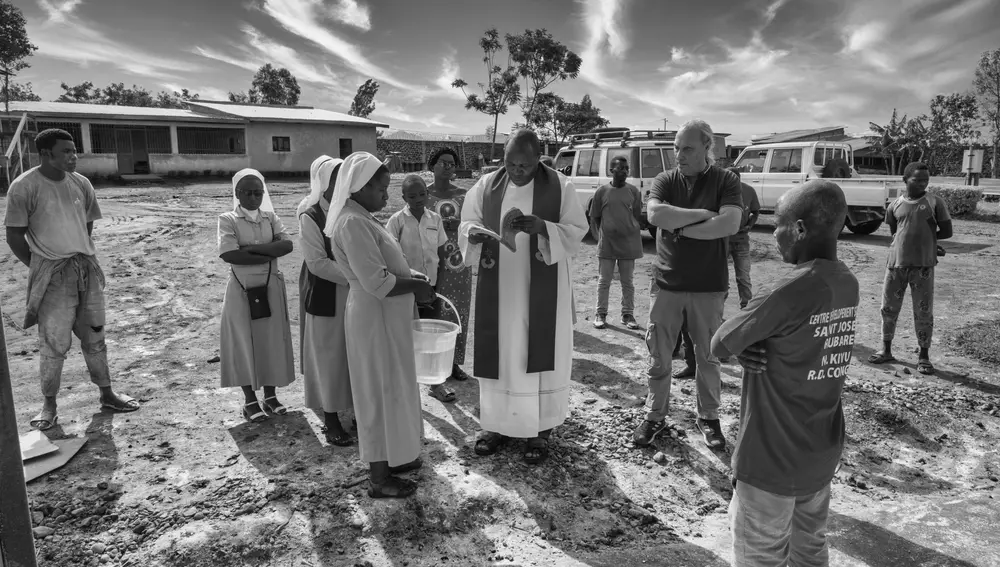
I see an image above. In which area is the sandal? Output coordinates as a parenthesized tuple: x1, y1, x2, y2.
(261, 396, 287, 415)
(324, 428, 355, 446)
(474, 431, 508, 456)
(429, 385, 456, 403)
(917, 359, 936, 375)
(867, 352, 896, 364)
(242, 402, 268, 423)
(451, 365, 471, 381)
(524, 437, 549, 465)
(30, 408, 58, 431)
(368, 476, 417, 499)
(101, 393, 140, 413)
(389, 458, 423, 474)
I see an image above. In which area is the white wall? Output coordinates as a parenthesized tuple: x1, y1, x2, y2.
(247, 122, 377, 172)
(149, 154, 249, 175)
(75, 155, 118, 177)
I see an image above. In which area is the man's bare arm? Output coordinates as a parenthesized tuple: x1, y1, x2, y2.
(87, 221, 94, 236)
(646, 198, 716, 231)
(6, 227, 31, 266)
(680, 207, 742, 240)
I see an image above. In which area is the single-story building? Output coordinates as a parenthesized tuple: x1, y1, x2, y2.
(1, 100, 388, 185)
(740, 125, 887, 172)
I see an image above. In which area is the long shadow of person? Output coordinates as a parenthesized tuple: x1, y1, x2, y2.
(828, 511, 980, 566)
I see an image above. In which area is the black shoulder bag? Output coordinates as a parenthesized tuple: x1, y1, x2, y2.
(232, 262, 272, 320)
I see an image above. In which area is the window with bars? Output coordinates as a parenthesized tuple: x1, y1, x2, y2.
(272, 136, 291, 152)
(89, 124, 172, 154)
(35, 122, 84, 152)
(177, 127, 246, 154)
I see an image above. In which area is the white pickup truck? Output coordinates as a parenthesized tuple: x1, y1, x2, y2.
(732, 141, 904, 234)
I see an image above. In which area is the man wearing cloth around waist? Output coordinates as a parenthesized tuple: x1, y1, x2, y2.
(633, 119, 743, 450)
(4, 128, 139, 431)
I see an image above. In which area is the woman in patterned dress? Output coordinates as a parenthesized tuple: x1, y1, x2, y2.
(425, 147, 472, 383)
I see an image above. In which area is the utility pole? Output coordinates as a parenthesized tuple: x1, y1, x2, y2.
(661, 118, 669, 131)
(0, 301, 38, 567)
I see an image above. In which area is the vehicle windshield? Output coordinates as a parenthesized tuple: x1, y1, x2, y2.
(733, 149, 768, 173)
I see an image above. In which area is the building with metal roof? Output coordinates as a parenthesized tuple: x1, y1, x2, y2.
(2, 100, 388, 183)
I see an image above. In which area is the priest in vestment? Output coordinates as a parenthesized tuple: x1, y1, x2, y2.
(459, 130, 588, 465)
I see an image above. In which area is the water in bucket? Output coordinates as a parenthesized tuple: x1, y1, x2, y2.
(412, 319, 460, 385)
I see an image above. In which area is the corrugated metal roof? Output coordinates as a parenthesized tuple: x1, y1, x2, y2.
(380, 129, 511, 143)
(750, 126, 845, 144)
(2, 100, 241, 122)
(188, 101, 388, 128)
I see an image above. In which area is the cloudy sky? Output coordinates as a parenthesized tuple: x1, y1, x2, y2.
(15, 0, 999, 144)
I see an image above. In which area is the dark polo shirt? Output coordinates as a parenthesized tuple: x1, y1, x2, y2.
(650, 165, 743, 292)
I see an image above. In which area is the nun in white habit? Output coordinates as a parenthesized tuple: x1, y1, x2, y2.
(218, 168, 295, 423)
(326, 151, 435, 499)
(298, 156, 356, 446)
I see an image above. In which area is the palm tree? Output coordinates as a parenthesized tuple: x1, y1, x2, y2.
(869, 109, 907, 174)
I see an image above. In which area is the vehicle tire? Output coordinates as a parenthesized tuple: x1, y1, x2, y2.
(823, 159, 851, 179)
(846, 218, 882, 235)
(648, 227, 657, 240)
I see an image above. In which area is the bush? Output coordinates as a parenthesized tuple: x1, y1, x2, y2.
(927, 184, 982, 217)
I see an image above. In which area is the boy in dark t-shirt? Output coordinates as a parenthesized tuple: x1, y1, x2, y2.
(590, 156, 643, 330)
(712, 180, 859, 566)
(868, 161, 952, 374)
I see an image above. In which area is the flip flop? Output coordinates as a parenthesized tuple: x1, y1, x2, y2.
(867, 352, 896, 365)
(30, 409, 58, 431)
(429, 385, 456, 403)
(101, 394, 140, 413)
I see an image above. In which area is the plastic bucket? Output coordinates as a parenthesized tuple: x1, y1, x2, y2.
(412, 319, 460, 385)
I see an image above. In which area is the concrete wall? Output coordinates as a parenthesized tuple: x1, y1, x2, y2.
(149, 154, 250, 176)
(75, 155, 118, 178)
(247, 122, 377, 173)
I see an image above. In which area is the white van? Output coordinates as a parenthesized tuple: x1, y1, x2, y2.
(553, 128, 676, 238)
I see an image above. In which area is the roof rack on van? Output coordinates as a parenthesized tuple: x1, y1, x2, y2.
(567, 129, 676, 149)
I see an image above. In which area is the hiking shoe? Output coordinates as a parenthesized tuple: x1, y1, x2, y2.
(696, 418, 726, 449)
(622, 314, 640, 330)
(593, 314, 607, 329)
(673, 365, 696, 379)
(633, 419, 667, 446)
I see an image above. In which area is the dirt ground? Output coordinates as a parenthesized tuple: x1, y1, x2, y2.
(2, 175, 999, 567)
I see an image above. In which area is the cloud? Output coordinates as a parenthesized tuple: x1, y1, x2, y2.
(37, 0, 81, 23)
(841, 22, 893, 71)
(578, 0, 628, 87)
(434, 50, 465, 99)
(373, 103, 449, 129)
(328, 0, 371, 31)
(193, 46, 259, 72)
(260, 0, 418, 91)
(761, 0, 788, 27)
(161, 83, 230, 102)
(29, 3, 199, 81)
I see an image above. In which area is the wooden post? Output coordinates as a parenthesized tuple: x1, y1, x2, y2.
(0, 301, 37, 567)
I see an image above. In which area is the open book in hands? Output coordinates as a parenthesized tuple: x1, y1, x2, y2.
(467, 207, 523, 253)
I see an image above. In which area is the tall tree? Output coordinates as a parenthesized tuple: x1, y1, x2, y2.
(974, 48, 1000, 178)
(348, 78, 379, 118)
(251, 64, 301, 106)
(0, 0, 38, 113)
(505, 28, 582, 125)
(56, 81, 100, 103)
(7, 81, 40, 102)
(156, 88, 199, 109)
(452, 28, 521, 160)
(869, 109, 907, 175)
(228, 90, 253, 104)
(532, 94, 609, 143)
(926, 93, 980, 174)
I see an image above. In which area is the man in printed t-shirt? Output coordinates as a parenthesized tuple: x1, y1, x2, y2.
(711, 180, 859, 566)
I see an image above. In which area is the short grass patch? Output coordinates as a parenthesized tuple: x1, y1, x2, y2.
(951, 318, 1000, 366)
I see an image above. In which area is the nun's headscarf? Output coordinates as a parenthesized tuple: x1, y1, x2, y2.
(323, 151, 385, 237)
(297, 155, 343, 216)
(232, 168, 274, 213)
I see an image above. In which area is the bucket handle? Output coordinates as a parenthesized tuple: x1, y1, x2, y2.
(435, 293, 462, 332)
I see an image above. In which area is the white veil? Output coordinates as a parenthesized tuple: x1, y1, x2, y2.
(231, 168, 274, 213)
